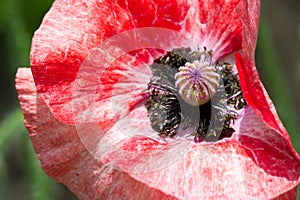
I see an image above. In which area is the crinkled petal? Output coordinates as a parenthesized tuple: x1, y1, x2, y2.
(99, 107, 300, 199)
(21, 0, 300, 199)
(116, 0, 242, 58)
(31, 0, 243, 124)
(16, 68, 300, 199)
(235, 0, 297, 143)
(30, 0, 134, 123)
(275, 187, 297, 200)
(16, 68, 177, 200)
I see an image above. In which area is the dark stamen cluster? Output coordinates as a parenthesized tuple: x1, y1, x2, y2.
(221, 63, 247, 110)
(145, 48, 247, 142)
(145, 86, 181, 136)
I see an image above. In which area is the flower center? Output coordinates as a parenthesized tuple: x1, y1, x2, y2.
(174, 55, 220, 106)
(145, 47, 247, 142)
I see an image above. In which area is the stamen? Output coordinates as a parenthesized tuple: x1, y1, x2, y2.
(145, 47, 247, 142)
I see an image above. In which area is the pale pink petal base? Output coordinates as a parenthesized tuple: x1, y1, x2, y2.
(17, 68, 300, 199)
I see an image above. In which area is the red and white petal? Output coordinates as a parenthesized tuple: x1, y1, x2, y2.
(116, 0, 242, 59)
(31, 0, 134, 67)
(16, 68, 300, 199)
(16, 68, 178, 200)
(22, 0, 300, 198)
(31, 0, 244, 125)
(235, 0, 296, 142)
(98, 106, 300, 199)
(275, 187, 297, 200)
(30, 0, 135, 124)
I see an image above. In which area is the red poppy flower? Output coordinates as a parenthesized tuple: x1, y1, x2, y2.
(16, 0, 300, 199)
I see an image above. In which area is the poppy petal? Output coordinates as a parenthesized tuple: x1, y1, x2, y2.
(19, 0, 300, 198)
(96, 106, 300, 199)
(235, 0, 294, 140)
(31, 0, 243, 125)
(30, 0, 135, 123)
(16, 68, 300, 199)
(16, 68, 178, 200)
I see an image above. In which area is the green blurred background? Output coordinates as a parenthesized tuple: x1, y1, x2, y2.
(0, 0, 299, 199)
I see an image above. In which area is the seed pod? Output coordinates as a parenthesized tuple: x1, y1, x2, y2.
(175, 60, 220, 106)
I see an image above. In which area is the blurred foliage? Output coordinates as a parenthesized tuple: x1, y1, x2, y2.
(0, 0, 299, 199)
(0, 1, 8, 31)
